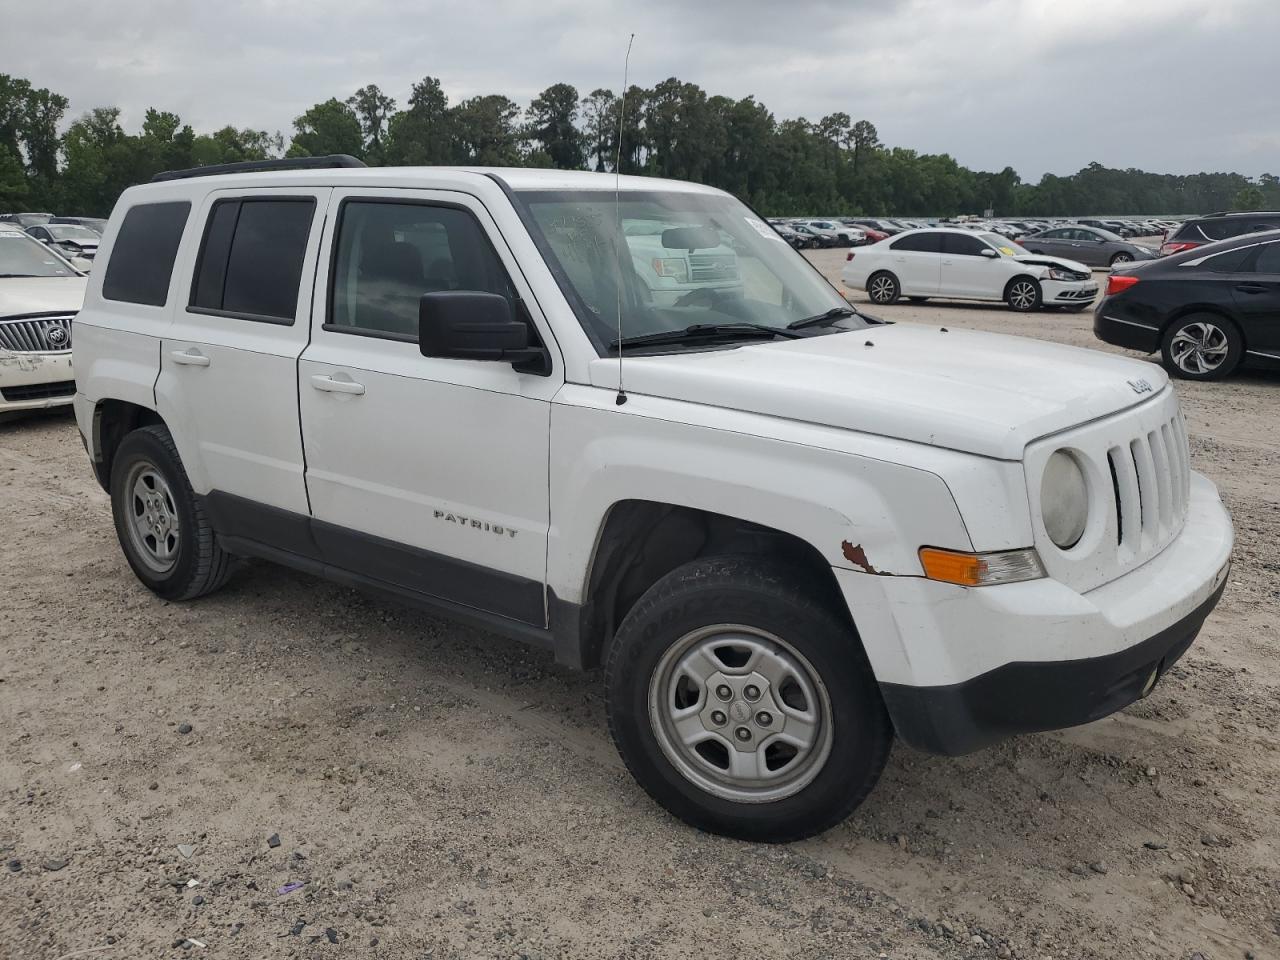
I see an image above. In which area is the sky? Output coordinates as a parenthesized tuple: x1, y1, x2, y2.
(3, 0, 1277, 182)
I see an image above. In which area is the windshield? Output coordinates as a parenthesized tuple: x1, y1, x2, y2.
(980, 233, 1029, 256)
(514, 189, 861, 352)
(0, 235, 77, 277)
(47, 225, 99, 241)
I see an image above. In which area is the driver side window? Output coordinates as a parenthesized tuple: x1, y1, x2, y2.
(944, 233, 989, 257)
(328, 200, 516, 339)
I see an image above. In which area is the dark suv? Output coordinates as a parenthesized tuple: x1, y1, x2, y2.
(1161, 211, 1280, 257)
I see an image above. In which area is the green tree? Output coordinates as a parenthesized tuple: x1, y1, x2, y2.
(580, 88, 615, 171)
(347, 84, 396, 164)
(451, 95, 521, 165)
(526, 83, 584, 169)
(385, 76, 457, 165)
(288, 98, 363, 159)
(1231, 184, 1265, 210)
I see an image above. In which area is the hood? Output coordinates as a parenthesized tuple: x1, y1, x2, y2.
(1011, 254, 1090, 274)
(590, 322, 1168, 460)
(0, 276, 88, 319)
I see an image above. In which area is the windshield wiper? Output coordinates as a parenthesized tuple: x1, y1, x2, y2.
(787, 306, 858, 330)
(610, 322, 801, 351)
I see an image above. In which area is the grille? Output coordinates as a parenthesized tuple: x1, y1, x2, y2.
(0, 315, 74, 353)
(688, 254, 738, 283)
(1, 380, 75, 402)
(1105, 416, 1190, 551)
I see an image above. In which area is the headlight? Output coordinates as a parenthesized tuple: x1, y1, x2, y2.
(1048, 268, 1079, 281)
(651, 257, 689, 281)
(1040, 450, 1088, 549)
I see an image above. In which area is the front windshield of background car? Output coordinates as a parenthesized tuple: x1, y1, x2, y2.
(47, 225, 99, 241)
(514, 189, 863, 353)
(980, 233, 1029, 256)
(0, 235, 77, 277)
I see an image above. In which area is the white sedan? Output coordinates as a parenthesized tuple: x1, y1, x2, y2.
(841, 227, 1098, 312)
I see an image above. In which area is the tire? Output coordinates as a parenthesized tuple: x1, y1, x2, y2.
(1161, 313, 1243, 381)
(1005, 276, 1042, 312)
(1109, 252, 1134, 266)
(866, 272, 900, 305)
(110, 424, 233, 601)
(605, 555, 892, 842)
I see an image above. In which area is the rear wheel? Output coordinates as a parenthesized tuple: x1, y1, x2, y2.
(1005, 276, 1042, 312)
(1161, 313, 1243, 381)
(1109, 252, 1134, 266)
(110, 425, 233, 601)
(867, 272, 900, 305)
(605, 556, 892, 842)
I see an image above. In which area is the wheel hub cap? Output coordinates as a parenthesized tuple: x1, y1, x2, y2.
(125, 462, 180, 574)
(649, 625, 834, 803)
(1170, 321, 1228, 374)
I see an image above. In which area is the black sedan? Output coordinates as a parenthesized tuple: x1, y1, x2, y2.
(1094, 229, 1280, 380)
(1022, 226, 1158, 268)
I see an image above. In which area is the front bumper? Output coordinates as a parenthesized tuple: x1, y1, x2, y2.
(837, 470, 1233, 755)
(0, 350, 75, 411)
(1041, 278, 1098, 304)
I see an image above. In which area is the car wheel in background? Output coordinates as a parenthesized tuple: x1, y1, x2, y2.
(1161, 313, 1243, 381)
(1110, 252, 1134, 266)
(1005, 277, 1042, 312)
(604, 555, 892, 842)
(867, 272, 900, 305)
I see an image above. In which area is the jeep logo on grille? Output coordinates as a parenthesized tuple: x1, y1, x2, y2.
(1127, 378, 1153, 395)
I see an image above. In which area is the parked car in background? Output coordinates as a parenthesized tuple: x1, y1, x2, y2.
(1021, 226, 1158, 268)
(1160, 211, 1280, 257)
(771, 222, 818, 249)
(0, 212, 55, 229)
(26, 223, 101, 263)
(0, 225, 86, 416)
(1095, 229, 1280, 381)
(50, 216, 108, 234)
(625, 221, 743, 307)
(842, 228, 1097, 311)
(846, 218, 902, 236)
(792, 223, 836, 248)
(799, 219, 866, 247)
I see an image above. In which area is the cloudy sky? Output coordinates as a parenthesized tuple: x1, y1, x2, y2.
(3, 0, 1276, 181)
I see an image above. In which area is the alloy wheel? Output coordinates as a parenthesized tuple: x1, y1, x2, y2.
(869, 276, 896, 304)
(1169, 321, 1230, 375)
(1008, 280, 1038, 310)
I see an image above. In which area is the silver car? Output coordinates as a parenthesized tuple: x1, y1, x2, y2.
(1020, 225, 1158, 268)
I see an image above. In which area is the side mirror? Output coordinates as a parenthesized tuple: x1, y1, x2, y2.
(980, 248, 998, 258)
(419, 291, 548, 373)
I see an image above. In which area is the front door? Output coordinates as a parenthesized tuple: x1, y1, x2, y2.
(940, 232, 999, 298)
(298, 189, 560, 627)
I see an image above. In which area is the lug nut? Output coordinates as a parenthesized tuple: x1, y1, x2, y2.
(710, 710, 727, 726)
(756, 711, 773, 727)
(734, 727, 752, 742)
(743, 684, 761, 701)
(715, 684, 733, 701)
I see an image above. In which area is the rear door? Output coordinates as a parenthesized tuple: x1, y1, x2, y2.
(885, 232, 941, 295)
(156, 187, 329, 519)
(1232, 240, 1280, 358)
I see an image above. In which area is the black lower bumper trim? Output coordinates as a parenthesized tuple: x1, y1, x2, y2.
(880, 576, 1227, 756)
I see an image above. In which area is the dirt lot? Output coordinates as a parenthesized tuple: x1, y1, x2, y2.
(2, 252, 1278, 960)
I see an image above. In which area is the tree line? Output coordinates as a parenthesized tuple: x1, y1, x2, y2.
(3, 72, 1276, 219)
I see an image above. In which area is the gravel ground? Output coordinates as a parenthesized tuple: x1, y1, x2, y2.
(2, 249, 1277, 959)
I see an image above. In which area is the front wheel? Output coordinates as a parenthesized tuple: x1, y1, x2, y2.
(867, 272, 900, 305)
(605, 556, 892, 842)
(110, 425, 233, 601)
(1161, 313, 1243, 380)
(1110, 252, 1134, 266)
(1005, 277, 1042, 312)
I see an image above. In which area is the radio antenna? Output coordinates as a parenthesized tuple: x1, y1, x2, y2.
(612, 33, 635, 406)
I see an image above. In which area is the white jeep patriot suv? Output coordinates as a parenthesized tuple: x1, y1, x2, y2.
(72, 156, 1233, 841)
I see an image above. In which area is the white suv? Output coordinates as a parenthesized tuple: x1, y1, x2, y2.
(72, 158, 1233, 841)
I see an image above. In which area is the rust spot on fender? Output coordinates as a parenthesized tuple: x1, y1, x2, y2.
(841, 541, 894, 576)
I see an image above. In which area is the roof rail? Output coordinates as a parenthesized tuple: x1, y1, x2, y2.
(150, 154, 367, 183)
(1203, 209, 1280, 218)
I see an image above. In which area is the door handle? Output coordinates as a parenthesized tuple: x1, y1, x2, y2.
(1234, 283, 1267, 295)
(310, 374, 366, 396)
(170, 349, 210, 367)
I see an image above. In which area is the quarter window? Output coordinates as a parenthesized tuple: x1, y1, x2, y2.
(1252, 242, 1280, 274)
(328, 200, 517, 339)
(190, 198, 316, 323)
(102, 201, 191, 306)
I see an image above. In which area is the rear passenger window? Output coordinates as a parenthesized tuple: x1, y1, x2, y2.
(102, 201, 191, 306)
(1252, 242, 1280, 274)
(328, 201, 516, 339)
(890, 232, 941, 253)
(190, 198, 316, 323)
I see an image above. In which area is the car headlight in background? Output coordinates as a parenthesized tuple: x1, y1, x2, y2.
(1040, 449, 1089, 549)
(1047, 268, 1081, 281)
(651, 258, 689, 281)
